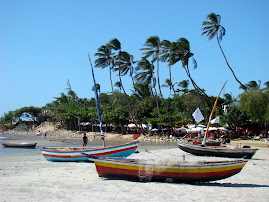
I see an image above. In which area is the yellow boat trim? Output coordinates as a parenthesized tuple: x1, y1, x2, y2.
(95, 161, 245, 173)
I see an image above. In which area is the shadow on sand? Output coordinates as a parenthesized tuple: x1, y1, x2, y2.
(191, 182, 269, 188)
(101, 178, 269, 187)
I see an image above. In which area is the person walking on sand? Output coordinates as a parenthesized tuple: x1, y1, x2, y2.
(82, 133, 88, 149)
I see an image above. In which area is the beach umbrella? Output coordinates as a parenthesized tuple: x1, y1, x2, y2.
(128, 124, 136, 128)
(187, 127, 204, 133)
(208, 127, 218, 131)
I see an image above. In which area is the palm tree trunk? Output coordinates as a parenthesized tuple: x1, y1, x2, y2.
(156, 60, 175, 136)
(118, 69, 146, 134)
(109, 67, 121, 106)
(217, 35, 245, 89)
(168, 65, 172, 96)
(150, 61, 164, 136)
(184, 66, 209, 121)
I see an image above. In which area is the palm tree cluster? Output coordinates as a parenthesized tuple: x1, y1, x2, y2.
(94, 35, 213, 134)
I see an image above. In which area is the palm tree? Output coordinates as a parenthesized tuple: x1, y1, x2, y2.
(161, 79, 177, 96)
(114, 81, 122, 92)
(116, 51, 138, 95)
(240, 80, 261, 91)
(109, 38, 142, 132)
(134, 58, 153, 88)
(223, 93, 233, 101)
(92, 83, 101, 93)
(170, 38, 209, 120)
(178, 80, 189, 94)
(141, 36, 174, 135)
(131, 83, 152, 99)
(160, 40, 177, 96)
(201, 12, 245, 89)
(95, 45, 121, 106)
(135, 56, 163, 134)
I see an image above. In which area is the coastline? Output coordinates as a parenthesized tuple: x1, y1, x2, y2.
(1, 124, 268, 148)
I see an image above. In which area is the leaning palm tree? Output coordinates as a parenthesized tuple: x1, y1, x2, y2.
(171, 38, 209, 120)
(135, 58, 163, 134)
(141, 36, 174, 135)
(109, 38, 142, 132)
(201, 12, 245, 89)
(134, 58, 153, 88)
(117, 51, 138, 95)
(95, 45, 121, 106)
(160, 40, 177, 96)
(240, 80, 261, 91)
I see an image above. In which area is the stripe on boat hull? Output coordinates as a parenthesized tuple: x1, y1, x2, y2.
(94, 160, 247, 182)
(40, 141, 139, 162)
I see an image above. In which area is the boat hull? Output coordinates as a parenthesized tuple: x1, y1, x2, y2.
(92, 158, 247, 183)
(178, 142, 258, 159)
(40, 140, 139, 162)
(2, 142, 37, 148)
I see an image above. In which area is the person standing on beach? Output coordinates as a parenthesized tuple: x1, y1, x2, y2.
(82, 133, 88, 149)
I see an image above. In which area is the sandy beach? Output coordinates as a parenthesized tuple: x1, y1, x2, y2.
(0, 133, 269, 202)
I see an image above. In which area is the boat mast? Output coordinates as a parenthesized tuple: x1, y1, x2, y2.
(88, 53, 105, 147)
(202, 81, 227, 146)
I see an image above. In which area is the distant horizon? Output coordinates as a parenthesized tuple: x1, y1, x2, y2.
(1, 0, 268, 117)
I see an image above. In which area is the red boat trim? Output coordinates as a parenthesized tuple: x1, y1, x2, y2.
(42, 145, 138, 159)
(95, 165, 243, 181)
(40, 140, 139, 153)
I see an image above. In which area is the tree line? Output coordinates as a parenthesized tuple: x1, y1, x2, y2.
(1, 80, 268, 135)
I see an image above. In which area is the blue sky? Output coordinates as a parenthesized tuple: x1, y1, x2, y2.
(1, 0, 268, 117)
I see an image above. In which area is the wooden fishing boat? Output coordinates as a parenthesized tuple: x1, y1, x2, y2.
(178, 142, 258, 159)
(2, 142, 37, 148)
(40, 140, 139, 162)
(88, 156, 248, 183)
(180, 82, 257, 159)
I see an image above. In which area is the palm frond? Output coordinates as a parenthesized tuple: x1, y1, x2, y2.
(109, 38, 121, 51)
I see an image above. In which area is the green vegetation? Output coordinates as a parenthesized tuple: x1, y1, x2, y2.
(1, 80, 268, 134)
(1, 13, 268, 135)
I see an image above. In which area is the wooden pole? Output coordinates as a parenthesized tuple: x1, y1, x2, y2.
(88, 53, 105, 147)
(202, 81, 227, 146)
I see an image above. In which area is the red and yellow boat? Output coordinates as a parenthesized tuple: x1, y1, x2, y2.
(88, 156, 248, 183)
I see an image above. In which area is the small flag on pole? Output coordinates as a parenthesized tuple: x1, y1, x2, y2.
(210, 116, 220, 124)
(192, 108, 205, 123)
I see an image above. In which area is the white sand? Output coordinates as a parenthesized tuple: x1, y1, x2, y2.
(0, 141, 269, 202)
